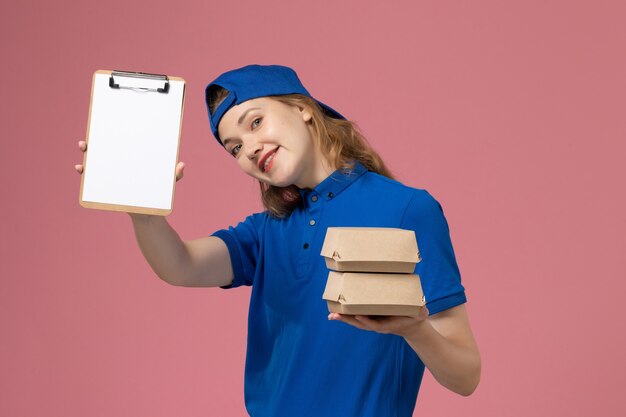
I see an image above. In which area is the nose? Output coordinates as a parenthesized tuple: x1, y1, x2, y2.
(245, 139, 263, 160)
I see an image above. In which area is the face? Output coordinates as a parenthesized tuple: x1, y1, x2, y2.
(218, 97, 334, 189)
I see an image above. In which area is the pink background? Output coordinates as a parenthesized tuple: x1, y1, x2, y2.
(1, 0, 625, 415)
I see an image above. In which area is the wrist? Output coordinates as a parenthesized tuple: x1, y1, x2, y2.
(128, 212, 157, 223)
(401, 317, 432, 343)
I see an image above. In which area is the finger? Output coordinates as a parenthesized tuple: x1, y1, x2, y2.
(358, 315, 425, 337)
(355, 315, 380, 325)
(360, 314, 417, 327)
(354, 315, 386, 331)
(329, 313, 368, 331)
(75, 164, 84, 174)
(78, 140, 87, 152)
(175, 162, 185, 181)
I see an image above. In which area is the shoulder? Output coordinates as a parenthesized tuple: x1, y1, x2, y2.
(235, 210, 269, 226)
(400, 188, 451, 235)
(249, 210, 270, 224)
(357, 170, 417, 197)
(361, 170, 409, 189)
(360, 171, 441, 211)
(226, 210, 270, 236)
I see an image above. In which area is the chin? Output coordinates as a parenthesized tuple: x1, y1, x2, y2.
(267, 178, 294, 188)
(266, 167, 300, 188)
(252, 173, 289, 188)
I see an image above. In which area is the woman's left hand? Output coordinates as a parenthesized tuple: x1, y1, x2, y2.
(330, 305, 481, 395)
(328, 306, 429, 339)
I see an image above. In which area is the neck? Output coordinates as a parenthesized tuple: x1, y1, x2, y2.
(296, 151, 336, 190)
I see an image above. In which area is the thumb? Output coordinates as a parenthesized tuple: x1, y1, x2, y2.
(176, 162, 185, 181)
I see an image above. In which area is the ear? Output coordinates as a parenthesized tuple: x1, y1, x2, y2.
(300, 107, 313, 123)
(299, 105, 313, 123)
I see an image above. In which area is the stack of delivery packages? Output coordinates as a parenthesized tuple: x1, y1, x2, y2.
(321, 227, 426, 316)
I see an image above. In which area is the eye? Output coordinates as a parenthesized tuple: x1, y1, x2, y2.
(251, 117, 262, 129)
(230, 144, 242, 157)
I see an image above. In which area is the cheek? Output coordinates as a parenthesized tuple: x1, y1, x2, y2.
(236, 158, 255, 174)
(301, 126, 317, 151)
(265, 121, 284, 139)
(286, 121, 313, 146)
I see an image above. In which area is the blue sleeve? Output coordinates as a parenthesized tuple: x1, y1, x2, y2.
(211, 212, 266, 289)
(400, 190, 466, 315)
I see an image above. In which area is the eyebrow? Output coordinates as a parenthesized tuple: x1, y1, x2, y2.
(222, 107, 261, 147)
(238, 107, 261, 125)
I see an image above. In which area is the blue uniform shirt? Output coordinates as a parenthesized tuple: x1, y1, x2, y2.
(212, 161, 466, 417)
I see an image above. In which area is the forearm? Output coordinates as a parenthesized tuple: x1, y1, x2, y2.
(128, 213, 191, 286)
(403, 319, 481, 396)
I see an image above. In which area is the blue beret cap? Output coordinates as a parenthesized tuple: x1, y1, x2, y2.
(205, 64, 345, 146)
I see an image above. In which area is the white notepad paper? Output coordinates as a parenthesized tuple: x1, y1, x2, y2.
(80, 70, 185, 215)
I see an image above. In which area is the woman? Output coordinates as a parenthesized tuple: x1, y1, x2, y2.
(76, 64, 480, 417)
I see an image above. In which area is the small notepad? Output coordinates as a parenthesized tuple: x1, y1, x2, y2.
(79, 70, 186, 215)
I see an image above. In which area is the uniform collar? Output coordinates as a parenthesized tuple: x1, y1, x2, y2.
(298, 161, 368, 202)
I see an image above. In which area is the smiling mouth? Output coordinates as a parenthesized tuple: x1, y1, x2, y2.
(261, 147, 279, 173)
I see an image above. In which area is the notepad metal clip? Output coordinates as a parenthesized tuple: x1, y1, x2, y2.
(109, 71, 170, 94)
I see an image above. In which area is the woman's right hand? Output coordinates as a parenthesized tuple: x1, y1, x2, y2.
(74, 140, 186, 181)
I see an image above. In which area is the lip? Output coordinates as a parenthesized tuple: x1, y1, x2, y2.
(258, 147, 279, 172)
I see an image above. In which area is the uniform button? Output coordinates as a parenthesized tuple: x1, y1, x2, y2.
(303, 243, 310, 249)
(309, 219, 316, 226)
(311, 195, 318, 202)
(327, 192, 334, 198)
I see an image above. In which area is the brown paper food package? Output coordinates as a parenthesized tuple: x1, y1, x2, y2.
(320, 227, 421, 273)
(322, 271, 426, 317)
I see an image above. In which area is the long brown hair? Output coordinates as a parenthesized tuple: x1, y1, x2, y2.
(207, 86, 395, 218)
